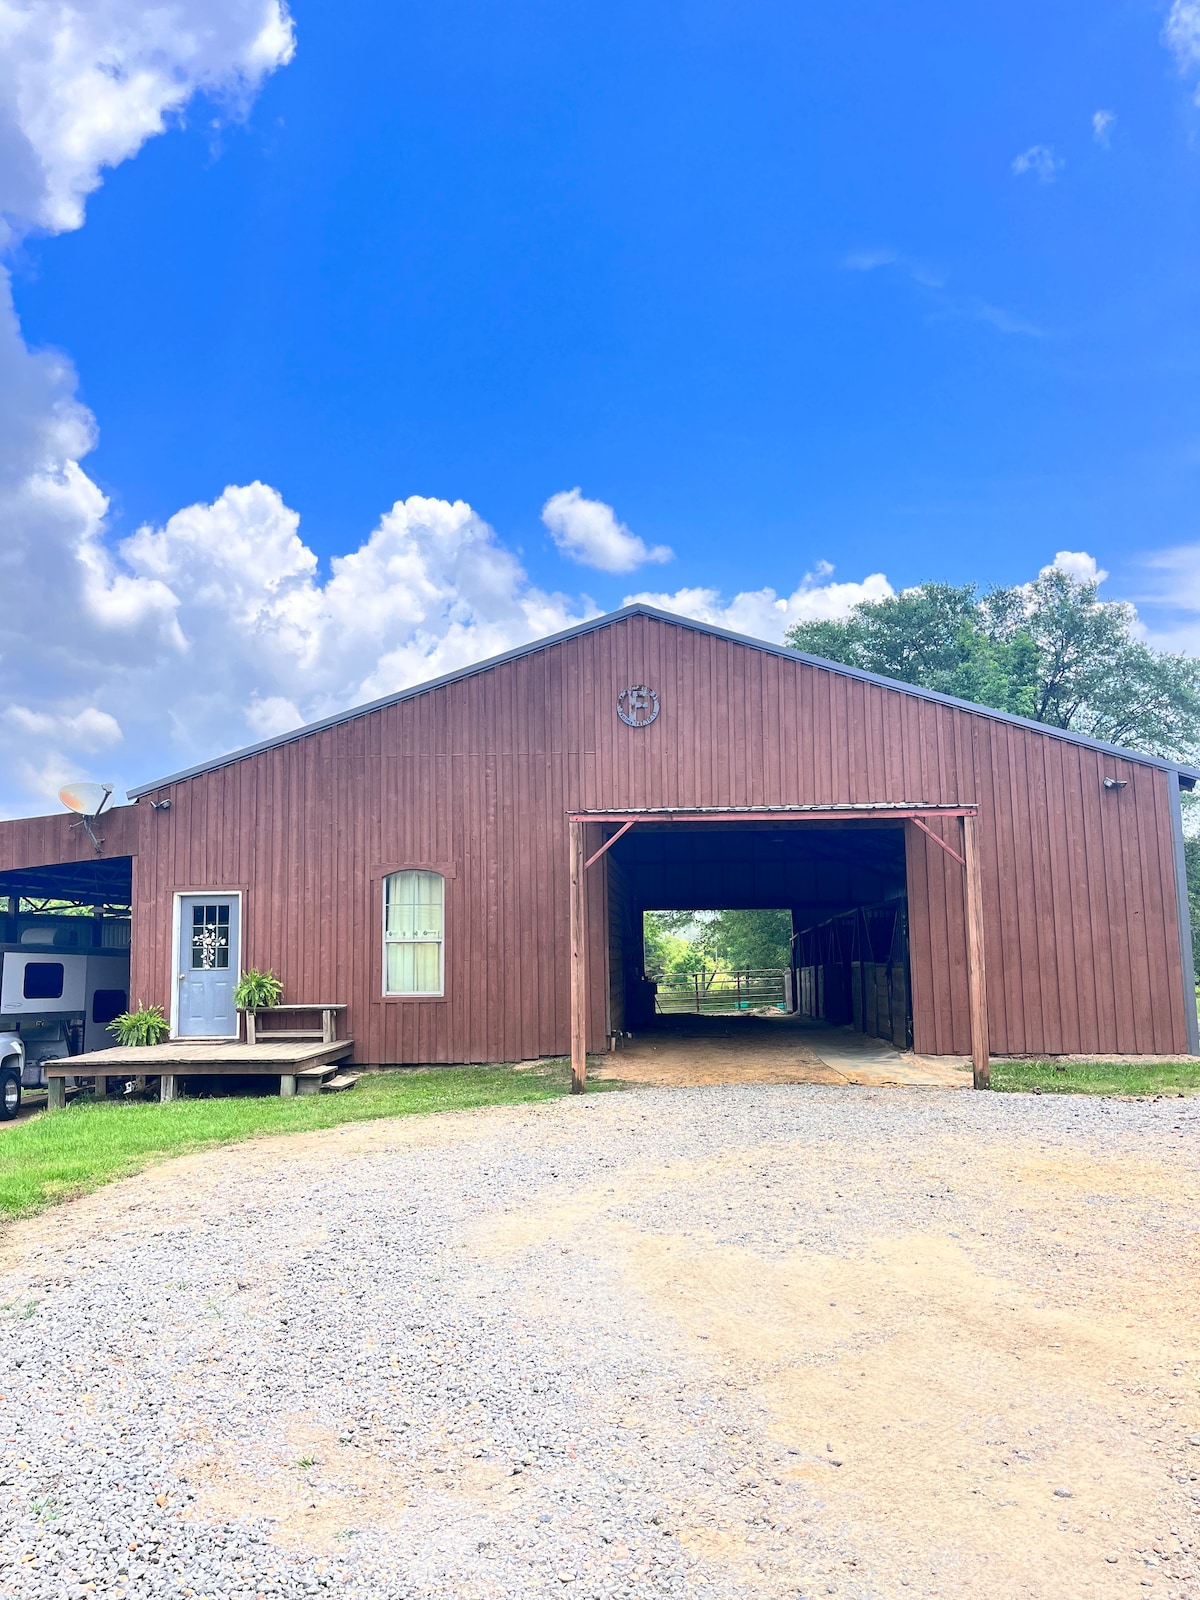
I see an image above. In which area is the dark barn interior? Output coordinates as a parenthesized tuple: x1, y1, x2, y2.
(603, 821, 912, 1048)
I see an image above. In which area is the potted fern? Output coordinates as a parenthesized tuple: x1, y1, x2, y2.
(108, 1002, 171, 1048)
(234, 969, 284, 1043)
(234, 969, 284, 1010)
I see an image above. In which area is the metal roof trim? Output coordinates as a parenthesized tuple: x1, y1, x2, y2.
(128, 603, 1200, 795)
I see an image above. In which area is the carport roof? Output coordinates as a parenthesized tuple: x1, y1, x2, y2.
(127, 603, 1200, 796)
(0, 855, 133, 905)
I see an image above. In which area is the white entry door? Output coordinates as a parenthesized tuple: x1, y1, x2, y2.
(177, 895, 240, 1037)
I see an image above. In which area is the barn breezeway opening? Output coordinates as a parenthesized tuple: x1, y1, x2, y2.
(592, 817, 931, 1086)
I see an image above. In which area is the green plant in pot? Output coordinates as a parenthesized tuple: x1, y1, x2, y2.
(234, 969, 284, 1011)
(108, 1003, 171, 1047)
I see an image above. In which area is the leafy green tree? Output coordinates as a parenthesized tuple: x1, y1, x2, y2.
(642, 909, 792, 973)
(705, 909, 793, 969)
(642, 912, 707, 975)
(786, 567, 1200, 764)
(786, 582, 1041, 716)
(1186, 836, 1200, 986)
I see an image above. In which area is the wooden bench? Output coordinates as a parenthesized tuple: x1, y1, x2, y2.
(242, 1003, 347, 1046)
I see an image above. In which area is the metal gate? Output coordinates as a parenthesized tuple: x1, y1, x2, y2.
(653, 968, 787, 1015)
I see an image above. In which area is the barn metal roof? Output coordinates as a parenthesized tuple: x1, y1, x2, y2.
(128, 603, 1200, 796)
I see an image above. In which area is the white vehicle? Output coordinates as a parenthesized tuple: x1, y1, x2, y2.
(0, 942, 130, 1119)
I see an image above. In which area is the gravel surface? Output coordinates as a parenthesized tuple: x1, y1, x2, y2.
(2, 1084, 1199, 1600)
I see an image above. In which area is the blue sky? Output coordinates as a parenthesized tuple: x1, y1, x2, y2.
(3, 0, 1200, 813)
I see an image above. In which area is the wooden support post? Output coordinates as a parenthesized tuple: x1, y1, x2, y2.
(280, 1074, 297, 1098)
(245, 1010, 257, 1046)
(569, 817, 587, 1094)
(93, 1073, 108, 1100)
(47, 1076, 65, 1111)
(961, 813, 990, 1090)
(159, 1074, 178, 1103)
(322, 1007, 334, 1044)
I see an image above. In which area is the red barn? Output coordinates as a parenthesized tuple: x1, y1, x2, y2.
(1, 605, 1195, 1084)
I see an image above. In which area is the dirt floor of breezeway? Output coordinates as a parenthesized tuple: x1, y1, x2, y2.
(591, 1010, 972, 1089)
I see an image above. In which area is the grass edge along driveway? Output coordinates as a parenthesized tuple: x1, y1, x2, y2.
(4, 1056, 1198, 1224)
(0, 1062, 621, 1222)
(990, 1058, 1200, 1096)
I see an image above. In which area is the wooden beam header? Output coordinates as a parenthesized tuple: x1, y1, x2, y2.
(568, 803, 978, 825)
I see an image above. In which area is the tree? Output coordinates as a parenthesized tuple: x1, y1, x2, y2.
(1186, 836, 1200, 989)
(786, 566, 1200, 766)
(705, 909, 792, 969)
(642, 909, 792, 974)
(642, 911, 707, 975)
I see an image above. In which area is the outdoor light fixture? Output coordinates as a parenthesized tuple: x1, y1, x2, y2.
(150, 799, 172, 811)
(1102, 777, 1128, 791)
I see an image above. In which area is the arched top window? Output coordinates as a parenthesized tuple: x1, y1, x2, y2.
(383, 870, 444, 996)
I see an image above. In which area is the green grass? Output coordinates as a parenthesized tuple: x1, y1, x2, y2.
(990, 1058, 1200, 1096)
(0, 1061, 615, 1221)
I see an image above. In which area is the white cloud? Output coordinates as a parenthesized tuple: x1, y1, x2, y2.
(542, 488, 673, 573)
(0, 0, 295, 243)
(957, 300, 1043, 338)
(1092, 109, 1115, 146)
(625, 567, 894, 644)
(1, 481, 593, 810)
(1129, 544, 1200, 652)
(1042, 550, 1109, 585)
(12, 749, 85, 814)
(844, 251, 1039, 336)
(1142, 544, 1200, 610)
(842, 248, 944, 290)
(4, 705, 122, 749)
(1165, 1, 1200, 79)
(2, 705, 121, 813)
(244, 695, 305, 740)
(844, 249, 899, 273)
(1011, 145, 1063, 183)
(0, 0, 294, 814)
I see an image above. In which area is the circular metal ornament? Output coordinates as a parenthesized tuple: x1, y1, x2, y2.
(616, 685, 660, 728)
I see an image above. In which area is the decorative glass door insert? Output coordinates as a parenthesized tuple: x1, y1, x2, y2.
(190, 903, 231, 969)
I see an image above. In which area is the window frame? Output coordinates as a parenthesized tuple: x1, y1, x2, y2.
(381, 868, 448, 999)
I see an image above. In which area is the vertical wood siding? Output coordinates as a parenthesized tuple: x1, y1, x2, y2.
(0, 807, 142, 879)
(1, 613, 1189, 1059)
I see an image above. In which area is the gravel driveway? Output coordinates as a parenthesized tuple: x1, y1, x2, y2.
(2, 1085, 1198, 1600)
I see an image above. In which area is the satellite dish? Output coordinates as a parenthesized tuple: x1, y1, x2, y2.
(58, 782, 113, 819)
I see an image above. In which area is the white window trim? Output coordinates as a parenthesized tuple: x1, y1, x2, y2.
(382, 871, 445, 998)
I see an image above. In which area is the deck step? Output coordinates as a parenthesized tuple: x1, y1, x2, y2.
(321, 1072, 360, 1093)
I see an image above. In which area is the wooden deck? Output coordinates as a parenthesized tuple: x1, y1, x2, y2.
(44, 1038, 354, 1106)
